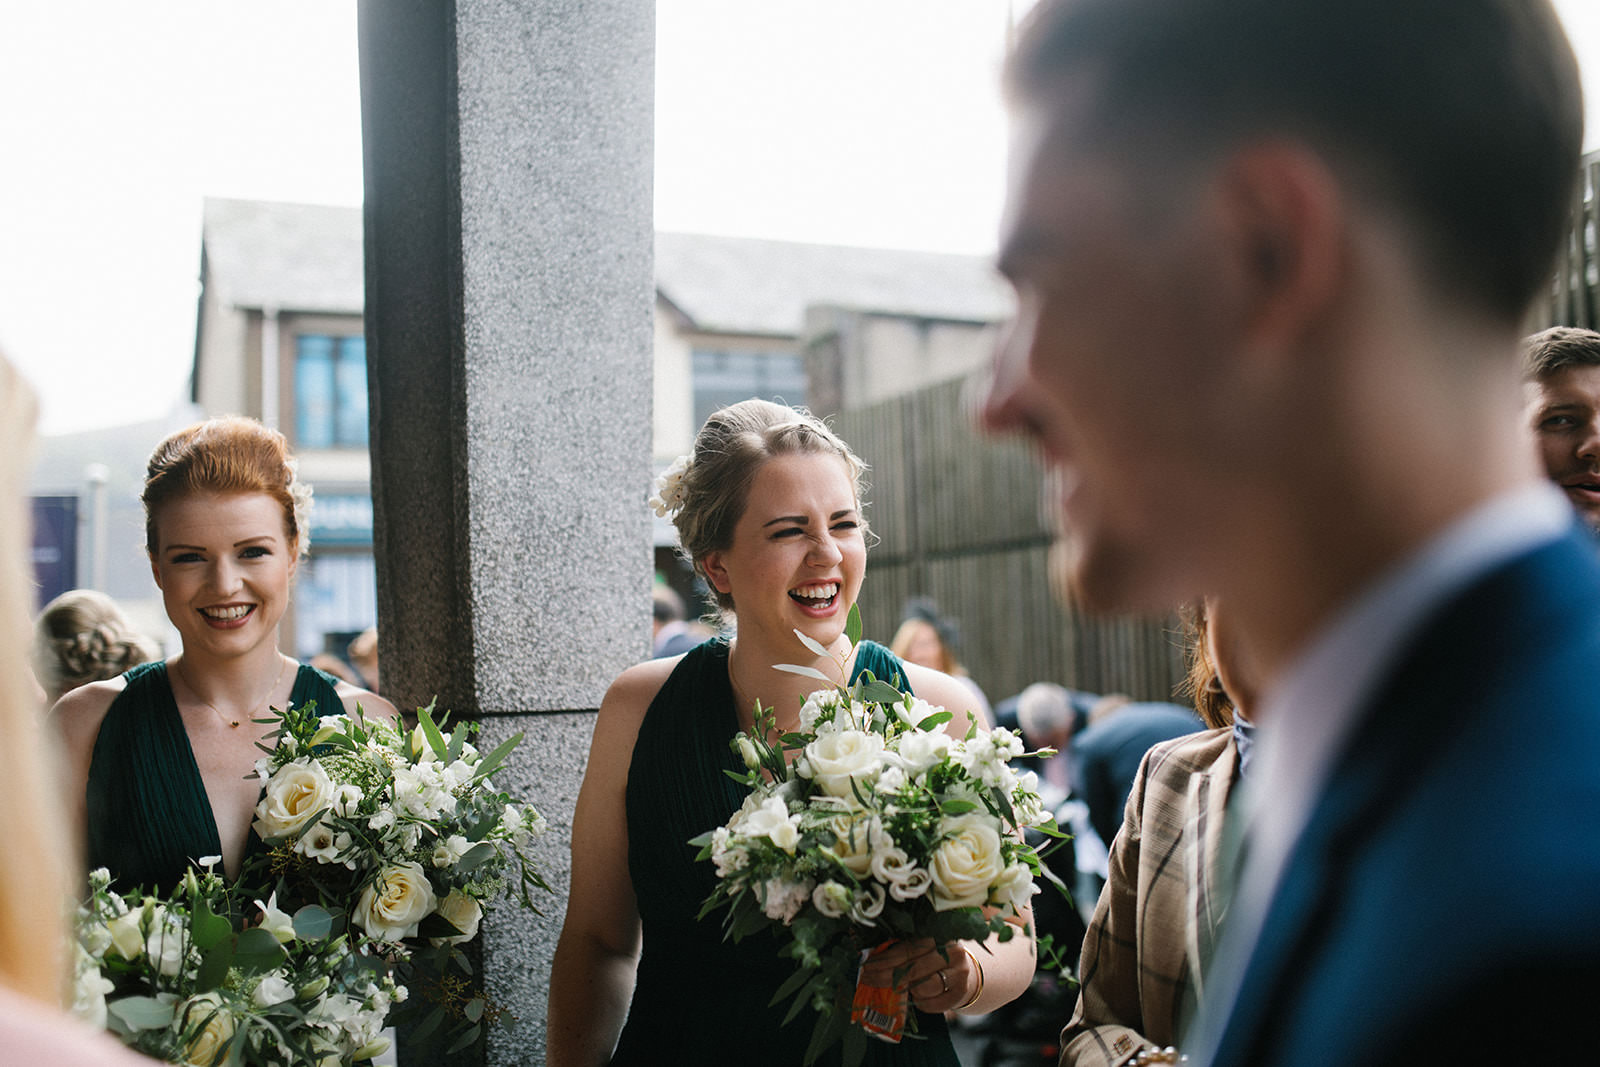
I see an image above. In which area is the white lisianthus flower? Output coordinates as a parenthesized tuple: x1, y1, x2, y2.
(177, 992, 235, 1066)
(144, 906, 186, 977)
(888, 866, 933, 901)
(850, 882, 887, 923)
(989, 862, 1038, 910)
(891, 729, 953, 777)
(254, 759, 336, 839)
(255, 894, 297, 944)
(736, 735, 762, 772)
(894, 696, 944, 728)
(70, 944, 114, 1029)
(929, 815, 1006, 911)
(252, 971, 296, 1008)
(758, 878, 812, 924)
(431, 888, 484, 945)
(295, 820, 351, 864)
(869, 845, 913, 885)
(353, 862, 439, 941)
(811, 881, 853, 919)
(733, 796, 801, 853)
(826, 813, 883, 876)
(875, 764, 907, 793)
(331, 783, 364, 818)
(308, 992, 362, 1029)
(432, 833, 473, 868)
(78, 918, 112, 960)
(368, 808, 397, 832)
(804, 729, 885, 798)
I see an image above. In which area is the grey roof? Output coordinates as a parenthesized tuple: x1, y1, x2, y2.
(202, 198, 365, 315)
(654, 231, 1010, 335)
(200, 198, 1011, 331)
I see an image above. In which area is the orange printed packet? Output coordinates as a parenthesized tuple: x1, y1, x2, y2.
(850, 943, 909, 1043)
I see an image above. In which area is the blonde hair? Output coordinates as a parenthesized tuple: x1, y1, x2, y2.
(0, 355, 71, 1002)
(32, 590, 158, 705)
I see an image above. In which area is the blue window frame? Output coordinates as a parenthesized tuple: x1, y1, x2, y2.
(295, 334, 368, 449)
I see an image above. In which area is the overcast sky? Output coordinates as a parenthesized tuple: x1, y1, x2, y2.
(2, 0, 1597, 436)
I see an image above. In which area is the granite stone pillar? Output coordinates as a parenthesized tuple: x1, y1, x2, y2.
(356, 2, 654, 1063)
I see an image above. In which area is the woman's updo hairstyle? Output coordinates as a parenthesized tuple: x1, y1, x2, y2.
(652, 399, 868, 613)
(32, 589, 158, 703)
(142, 416, 312, 557)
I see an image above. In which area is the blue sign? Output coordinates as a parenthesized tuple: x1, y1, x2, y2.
(311, 493, 374, 547)
(31, 496, 78, 611)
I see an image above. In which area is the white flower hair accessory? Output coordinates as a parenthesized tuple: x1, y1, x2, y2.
(286, 457, 315, 556)
(649, 454, 692, 518)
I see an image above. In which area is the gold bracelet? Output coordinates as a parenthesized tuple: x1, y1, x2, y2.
(953, 945, 985, 1011)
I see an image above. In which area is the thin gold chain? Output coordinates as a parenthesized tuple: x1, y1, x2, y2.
(172, 654, 288, 730)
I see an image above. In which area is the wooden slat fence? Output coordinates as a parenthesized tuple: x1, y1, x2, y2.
(1540, 149, 1600, 328)
(833, 377, 1188, 707)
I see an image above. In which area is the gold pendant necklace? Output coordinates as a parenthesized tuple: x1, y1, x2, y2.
(173, 654, 289, 729)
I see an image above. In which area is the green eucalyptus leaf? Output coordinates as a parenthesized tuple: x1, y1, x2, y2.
(232, 926, 288, 971)
(108, 996, 175, 1032)
(292, 905, 336, 941)
(844, 604, 862, 647)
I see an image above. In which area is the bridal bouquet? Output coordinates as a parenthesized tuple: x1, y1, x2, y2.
(74, 863, 401, 1065)
(691, 609, 1062, 1065)
(247, 700, 549, 1054)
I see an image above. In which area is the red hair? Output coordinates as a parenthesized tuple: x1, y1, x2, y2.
(142, 416, 308, 554)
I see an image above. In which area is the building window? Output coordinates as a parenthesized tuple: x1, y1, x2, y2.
(691, 349, 807, 428)
(295, 335, 368, 449)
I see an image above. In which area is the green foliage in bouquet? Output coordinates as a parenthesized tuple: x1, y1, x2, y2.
(75, 863, 400, 1066)
(73, 699, 549, 1065)
(690, 606, 1068, 1065)
(244, 700, 550, 1058)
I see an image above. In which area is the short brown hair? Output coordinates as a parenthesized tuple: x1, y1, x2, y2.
(1006, 0, 1584, 325)
(1522, 325, 1600, 382)
(143, 416, 311, 555)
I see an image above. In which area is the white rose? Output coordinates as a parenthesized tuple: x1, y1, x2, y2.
(430, 888, 484, 946)
(255, 894, 297, 944)
(803, 730, 885, 798)
(432, 834, 473, 868)
(929, 815, 1006, 911)
(734, 795, 801, 853)
(252, 971, 296, 1008)
(106, 908, 145, 960)
(353, 862, 438, 941)
(990, 862, 1037, 910)
(178, 992, 235, 1066)
(826, 813, 881, 876)
(811, 881, 853, 918)
(253, 760, 336, 839)
(891, 730, 953, 777)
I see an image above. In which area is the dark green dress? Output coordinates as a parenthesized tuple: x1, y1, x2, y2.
(85, 660, 344, 893)
(614, 639, 958, 1066)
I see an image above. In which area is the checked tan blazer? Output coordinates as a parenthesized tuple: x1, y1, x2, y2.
(1060, 725, 1238, 1067)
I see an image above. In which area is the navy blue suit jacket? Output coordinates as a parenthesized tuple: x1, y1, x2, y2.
(1201, 527, 1600, 1065)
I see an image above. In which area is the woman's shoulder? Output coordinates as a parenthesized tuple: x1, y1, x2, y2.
(1141, 724, 1234, 778)
(897, 660, 982, 735)
(332, 679, 400, 724)
(49, 674, 133, 747)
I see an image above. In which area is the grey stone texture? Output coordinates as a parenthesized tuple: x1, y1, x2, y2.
(358, 1, 654, 1063)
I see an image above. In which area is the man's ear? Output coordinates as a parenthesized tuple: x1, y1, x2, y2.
(701, 551, 733, 596)
(1216, 141, 1343, 354)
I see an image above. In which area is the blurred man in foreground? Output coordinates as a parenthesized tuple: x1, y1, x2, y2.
(982, 1, 1599, 1063)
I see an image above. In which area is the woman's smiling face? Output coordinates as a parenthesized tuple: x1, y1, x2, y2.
(150, 490, 297, 658)
(702, 452, 866, 651)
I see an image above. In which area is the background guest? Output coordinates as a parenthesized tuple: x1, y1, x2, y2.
(889, 597, 992, 723)
(1522, 325, 1600, 534)
(1070, 695, 1201, 849)
(346, 625, 380, 692)
(32, 589, 158, 707)
(649, 583, 702, 658)
(1062, 599, 1256, 1066)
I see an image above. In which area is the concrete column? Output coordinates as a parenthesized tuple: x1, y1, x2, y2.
(357, 2, 654, 1063)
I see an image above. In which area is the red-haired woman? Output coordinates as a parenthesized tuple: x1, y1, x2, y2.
(52, 416, 397, 891)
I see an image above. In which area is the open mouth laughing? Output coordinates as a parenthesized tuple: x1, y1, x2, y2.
(789, 581, 840, 614)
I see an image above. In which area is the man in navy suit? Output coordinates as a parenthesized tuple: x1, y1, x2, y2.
(981, 1, 1598, 1064)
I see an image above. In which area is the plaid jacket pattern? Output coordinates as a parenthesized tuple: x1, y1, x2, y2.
(1061, 726, 1238, 1067)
